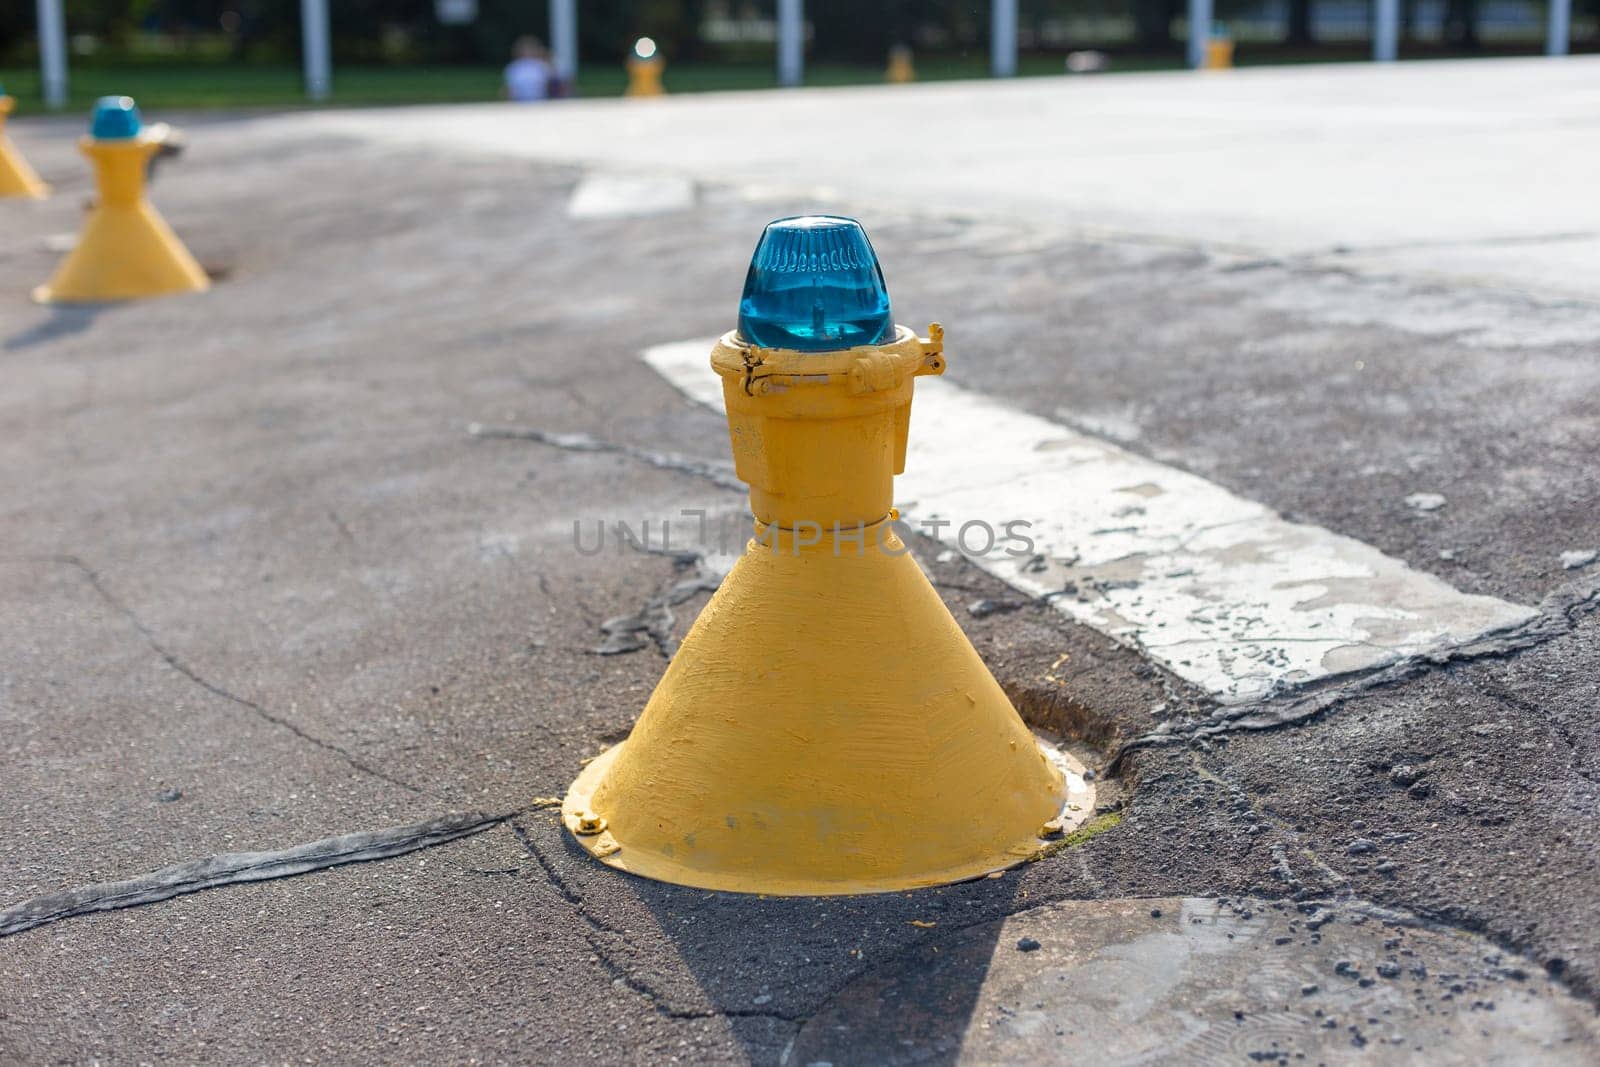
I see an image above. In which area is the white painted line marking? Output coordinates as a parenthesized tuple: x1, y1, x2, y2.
(643, 339, 1537, 703)
(646, 341, 724, 408)
(566, 172, 695, 219)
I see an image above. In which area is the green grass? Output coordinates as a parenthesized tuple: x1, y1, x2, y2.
(1, 43, 1570, 116)
(1027, 810, 1125, 862)
(1, 64, 503, 113)
(0, 55, 1183, 116)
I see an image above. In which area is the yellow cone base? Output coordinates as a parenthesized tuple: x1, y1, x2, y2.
(0, 138, 47, 199)
(34, 201, 209, 304)
(561, 525, 1091, 896)
(565, 731, 1093, 896)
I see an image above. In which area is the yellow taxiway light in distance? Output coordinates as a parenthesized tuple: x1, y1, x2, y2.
(625, 37, 666, 97)
(886, 44, 916, 84)
(33, 96, 209, 305)
(1205, 23, 1237, 69)
(561, 216, 1094, 896)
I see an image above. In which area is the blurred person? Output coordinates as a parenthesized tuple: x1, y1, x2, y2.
(504, 36, 554, 102)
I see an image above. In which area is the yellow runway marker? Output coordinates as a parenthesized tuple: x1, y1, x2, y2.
(0, 92, 49, 200)
(34, 96, 208, 305)
(625, 37, 665, 97)
(562, 217, 1091, 896)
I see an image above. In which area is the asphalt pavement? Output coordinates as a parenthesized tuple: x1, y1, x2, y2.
(1, 60, 1597, 1065)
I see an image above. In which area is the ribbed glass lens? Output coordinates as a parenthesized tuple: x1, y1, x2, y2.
(737, 216, 893, 352)
(90, 96, 142, 140)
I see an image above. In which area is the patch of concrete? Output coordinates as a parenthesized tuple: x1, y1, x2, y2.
(566, 172, 695, 219)
(1241, 267, 1600, 351)
(785, 896, 1600, 1066)
(264, 56, 1600, 297)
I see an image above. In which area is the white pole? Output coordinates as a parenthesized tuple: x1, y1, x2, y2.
(36, 0, 68, 110)
(777, 0, 804, 87)
(300, 0, 331, 101)
(1374, 0, 1400, 61)
(1547, 0, 1571, 55)
(992, 0, 1018, 77)
(1188, 0, 1213, 68)
(550, 0, 578, 84)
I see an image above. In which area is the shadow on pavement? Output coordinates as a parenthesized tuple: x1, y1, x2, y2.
(4, 304, 104, 351)
(597, 836, 1020, 1066)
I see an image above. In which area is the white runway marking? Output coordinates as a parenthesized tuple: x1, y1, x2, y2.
(566, 172, 694, 219)
(644, 339, 1536, 703)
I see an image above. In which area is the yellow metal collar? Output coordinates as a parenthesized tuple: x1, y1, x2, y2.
(713, 323, 944, 398)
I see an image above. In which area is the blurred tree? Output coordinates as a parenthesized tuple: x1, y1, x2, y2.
(7, 0, 1590, 70)
(0, 7, 29, 59)
(1132, 0, 1177, 49)
(808, 0, 895, 62)
(1442, 0, 1479, 47)
(1286, 0, 1315, 45)
(675, 0, 711, 60)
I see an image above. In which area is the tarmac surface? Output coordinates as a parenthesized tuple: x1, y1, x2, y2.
(283, 54, 1600, 300)
(1, 59, 1598, 1064)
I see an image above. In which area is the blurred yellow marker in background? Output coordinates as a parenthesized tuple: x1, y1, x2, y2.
(625, 37, 666, 97)
(0, 87, 49, 200)
(33, 96, 209, 305)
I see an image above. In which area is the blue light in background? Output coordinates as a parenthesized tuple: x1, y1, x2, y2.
(90, 96, 142, 140)
(737, 216, 893, 352)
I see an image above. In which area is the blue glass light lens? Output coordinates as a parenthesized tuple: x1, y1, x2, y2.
(90, 96, 142, 140)
(737, 216, 893, 352)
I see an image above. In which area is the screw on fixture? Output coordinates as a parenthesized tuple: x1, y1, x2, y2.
(575, 811, 607, 835)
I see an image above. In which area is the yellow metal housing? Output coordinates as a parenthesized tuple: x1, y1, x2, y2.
(625, 55, 665, 97)
(0, 96, 50, 199)
(562, 326, 1077, 895)
(886, 46, 916, 83)
(33, 136, 209, 304)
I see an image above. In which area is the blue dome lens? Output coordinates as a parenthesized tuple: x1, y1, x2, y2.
(737, 216, 893, 352)
(90, 96, 142, 140)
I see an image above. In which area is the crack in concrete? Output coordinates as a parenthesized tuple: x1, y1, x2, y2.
(326, 509, 357, 550)
(1186, 735, 1600, 1006)
(1189, 749, 1345, 899)
(1477, 683, 1599, 787)
(507, 818, 804, 1026)
(468, 423, 744, 493)
(1313, 230, 1600, 257)
(54, 554, 424, 796)
(596, 552, 723, 659)
(0, 810, 516, 939)
(1108, 572, 1600, 773)
(503, 814, 1212, 1037)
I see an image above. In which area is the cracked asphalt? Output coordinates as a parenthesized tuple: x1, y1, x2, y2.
(0, 93, 1597, 1065)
